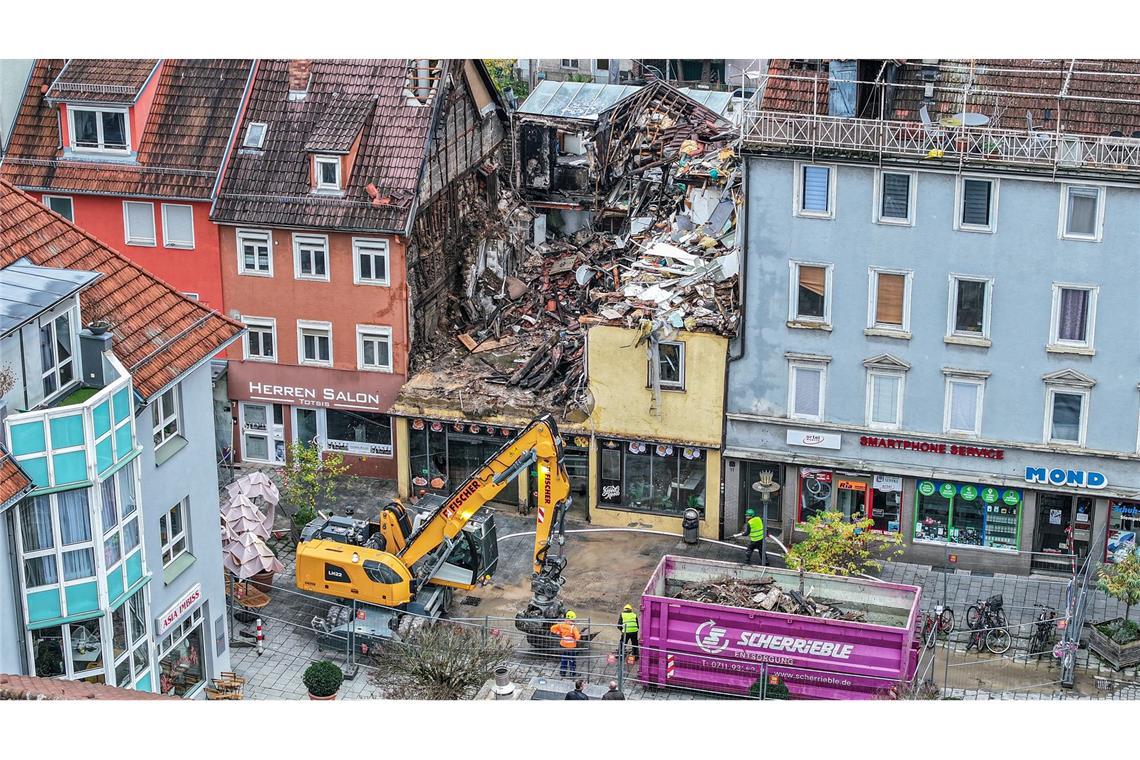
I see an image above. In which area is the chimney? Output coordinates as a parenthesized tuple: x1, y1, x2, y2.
(79, 330, 113, 389)
(288, 60, 312, 100)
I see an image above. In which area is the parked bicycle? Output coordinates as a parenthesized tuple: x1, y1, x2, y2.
(921, 604, 955, 640)
(1028, 604, 1058, 661)
(966, 594, 1007, 629)
(965, 595, 1012, 655)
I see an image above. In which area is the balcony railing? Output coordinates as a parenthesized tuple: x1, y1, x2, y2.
(741, 110, 1140, 176)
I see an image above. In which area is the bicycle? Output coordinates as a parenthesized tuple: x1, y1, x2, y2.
(1028, 604, 1058, 661)
(966, 594, 1007, 629)
(921, 605, 955, 640)
(965, 599, 1012, 655)
(1053, 639, 1078, 673)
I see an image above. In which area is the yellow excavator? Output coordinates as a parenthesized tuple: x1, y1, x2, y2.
(295, 414, 576, 649)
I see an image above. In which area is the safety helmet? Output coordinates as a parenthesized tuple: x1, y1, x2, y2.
(566, 610, 577, 620)
(623, 604, 633, 612)
(745, 509, 756, 517)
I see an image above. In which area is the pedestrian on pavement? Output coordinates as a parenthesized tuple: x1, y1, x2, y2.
(734, 508, 767, 566)
(550, 610, 581, 676)
(601, 680, 625, 700)
(618, 603, 639, 661)
(565, 679, 589, 700)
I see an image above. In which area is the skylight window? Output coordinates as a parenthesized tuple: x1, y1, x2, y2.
(243, 122, 267, 149)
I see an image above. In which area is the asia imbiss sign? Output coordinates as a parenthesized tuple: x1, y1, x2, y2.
(156, 583, 202, 637)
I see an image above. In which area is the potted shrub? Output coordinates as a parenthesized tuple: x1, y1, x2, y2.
(303, 660, 344, 700)
(1089, 553, 1140, 671)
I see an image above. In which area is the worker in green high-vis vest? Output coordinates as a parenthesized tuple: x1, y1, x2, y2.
(735, 508, 767, 566)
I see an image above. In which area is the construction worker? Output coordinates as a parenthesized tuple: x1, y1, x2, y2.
(550, 610, 581, 677)
(734, 508, 766, 566)
(618, 603, 639, 661)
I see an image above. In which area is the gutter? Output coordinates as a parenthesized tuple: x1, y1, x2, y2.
(210, 59, 259, 220)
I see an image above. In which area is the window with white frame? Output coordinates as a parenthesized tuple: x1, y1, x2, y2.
(560, 59, 580, 69)
(353, 238, 390, 285)
(649, 341, 685, 391)
(68, 107, 129, 152)
(298, 321, 332, 365)
(237, 229, 272, 276)
(356, 325, 393, 372)
(956, 176, 997, 232)
(867, 268, 911, 333)
(1045, 387, 1089, 446)
(123, 202, 156, 246)
(293, 234, 329, 280)
(242, 122, 267, 149)
(243, 316, 276, 362)
(160, 204, 194, 249)
(314, 156, 341, 192)
(151, 386, 182, 451)
(876, 171, 915, 225)
(43, 195, 74, 221)
(947, 275, 993, 340)
(944, 375, 986, 436)
(866, 369, 905, 430)
(1060, 184, 1104, 241)
(109, 588, 150, 689)
(1049, 284, 1098, 351)
(158, 499, 188, 567)
(788, 261, 832, 325)
(788, 359, 828, 421)
(794, 163, 835, 218)
(39, 307, 77, 398)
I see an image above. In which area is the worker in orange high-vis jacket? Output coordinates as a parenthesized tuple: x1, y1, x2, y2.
(550, 610, 581, 676)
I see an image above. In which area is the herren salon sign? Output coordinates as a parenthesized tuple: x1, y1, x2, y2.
(247, 381, 380, 409)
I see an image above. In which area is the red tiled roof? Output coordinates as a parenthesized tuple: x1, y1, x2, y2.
(0, 180, 243, 400)
(0, 451, 32, 510)
(0, 673, 173, 700)
(44, 59, 159, 104)
(212, 59, 440, 232)
(762, 59, 1140, 135)
(2, 59, 253, 199)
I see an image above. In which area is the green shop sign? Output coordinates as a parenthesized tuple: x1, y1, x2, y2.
(959, 485, 978, 501)
(939, 482, 957, 499)
(981, 487, 1000, 504)
(1002, 489, 1021, 506)
(918, 481, 936, 496)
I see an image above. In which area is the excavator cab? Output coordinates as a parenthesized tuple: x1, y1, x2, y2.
(410, 495, 499, 589)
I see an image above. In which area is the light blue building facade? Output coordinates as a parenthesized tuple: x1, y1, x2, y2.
(725, 62, 1140, 574)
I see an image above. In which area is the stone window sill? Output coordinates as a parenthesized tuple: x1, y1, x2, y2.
(1046, 344, 1094, 357)
(944, 335, 992, 348)
(163, 552, 196, 585)
(864, 328, 911, 340)
(787, 320, 832, 332)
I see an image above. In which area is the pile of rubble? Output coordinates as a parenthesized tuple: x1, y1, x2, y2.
(671, 576, 868, 622)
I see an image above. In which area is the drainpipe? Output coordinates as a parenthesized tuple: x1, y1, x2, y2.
(727, 157, 747, 363)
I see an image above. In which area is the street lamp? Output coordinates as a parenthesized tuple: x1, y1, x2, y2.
(751, 470, 781, 567)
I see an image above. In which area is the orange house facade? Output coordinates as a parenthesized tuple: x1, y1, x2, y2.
(220, 226, 409, 479)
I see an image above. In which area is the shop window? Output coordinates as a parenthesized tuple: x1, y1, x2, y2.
(597, 438, 705, 517)
(325, 409, 392, 457)
(866, 370, 904, 429)
(956, 176, 996, 232)
(876, 171, 914, 225)
(1060, 184, 1103, 241)
(242, 316, 276, 362)
(237, 229, 272, 276)
(944, 376, 984, 435)
(795, 163, 835, 218)
(649, 341, 684, 390)
(870, 475, 903, 533)
(914, 480, 1021, 550)
(867, 269, 911, 333)
(293, 234, 329, 281)
(39, 308, 76, 399)
(158, 608, 205, 697)
(1106, 501, 1139, 564)
(798, 469, 833, 521)
(948, 276, 992, 340)
(789, 262, 831, 325)
(788, 361, 827, 421)
(1049, 284, 1097, 352)
(298, 321, 333, 366)
(408, 420, 448, 491)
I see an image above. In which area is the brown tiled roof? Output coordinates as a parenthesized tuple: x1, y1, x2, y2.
(304, 97, 375, 153)
(0, 181, 243, 400)
(213, 59, 440, 233)
(0, 451, 32, 510)
(0, 672, 172, 700)
(44, 59, 159, 104)
(2, 59, 253, 199)
(762, 59, 1140, 135)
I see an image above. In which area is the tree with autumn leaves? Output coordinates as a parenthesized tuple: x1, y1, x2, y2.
(785, 511, 904, 577)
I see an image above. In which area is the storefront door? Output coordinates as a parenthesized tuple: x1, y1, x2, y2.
(1032, 493, 1091, 573)
(835, 477, 870, 520)
(562, 444, 590, 519)
(240, 402, 284, 464)
(294, 408, 320, 448)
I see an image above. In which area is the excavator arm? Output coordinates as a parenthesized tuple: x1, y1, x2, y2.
(398, 414, 572, 580)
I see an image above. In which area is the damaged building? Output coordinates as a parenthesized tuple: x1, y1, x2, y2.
(391, 81, 741, 539)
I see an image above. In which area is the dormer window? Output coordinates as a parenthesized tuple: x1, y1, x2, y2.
(68, 107, 130, 153)
(314, 155, 341, 192)
(243, 122, 267, 149)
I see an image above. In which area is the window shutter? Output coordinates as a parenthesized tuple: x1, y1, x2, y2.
(126, 203, 154, 242)
(799, 266, 826, 297)
(949, 382, 977, 431)
(961, 180, 991, 226)
(880, 173, 910, 219)
(794, 367, 821, 416)
(802, 166, 830, 212)
(875, 273, 905, 326)
(871, 374, 899, 424)
(164, 206, 193, 245)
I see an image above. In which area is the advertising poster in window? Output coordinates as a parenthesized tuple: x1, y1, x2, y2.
(1106, 501, 1139, 564)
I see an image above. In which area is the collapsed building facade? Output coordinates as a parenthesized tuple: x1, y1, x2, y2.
(391, 81, 741, 539)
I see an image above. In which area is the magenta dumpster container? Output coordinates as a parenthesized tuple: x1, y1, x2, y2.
(639, 555, 922, 700)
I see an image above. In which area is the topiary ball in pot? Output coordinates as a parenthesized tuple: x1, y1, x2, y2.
(303, 660, 344, 700)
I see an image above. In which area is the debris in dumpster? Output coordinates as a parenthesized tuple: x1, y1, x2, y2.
(671, 577, 868, 622)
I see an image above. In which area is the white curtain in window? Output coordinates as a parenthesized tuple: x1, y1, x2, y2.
(57, 489, 91, 545)
(794, 367, 822, 416)
(100, 478, 118, 533)
(62, 548, 95, 580)
(949, 382, 978, 431)
(871, 374, 900, 424)
(118, 467, 137, 517)
(1066, 188, 1098, 235)
(20, 497, 54, 552)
